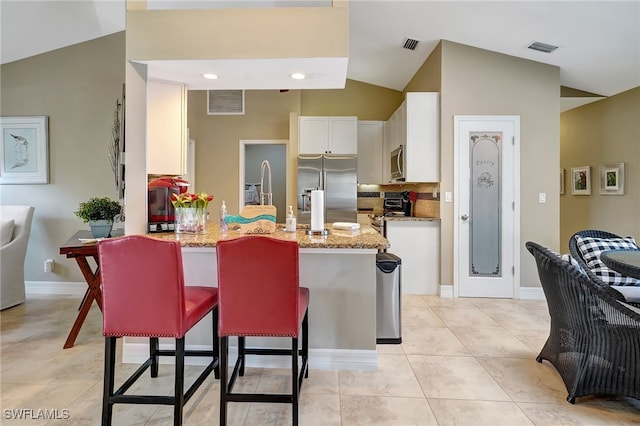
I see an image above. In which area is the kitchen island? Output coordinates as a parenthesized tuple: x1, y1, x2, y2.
(152, 221, 389, 250)
(122, 223, 389, 371)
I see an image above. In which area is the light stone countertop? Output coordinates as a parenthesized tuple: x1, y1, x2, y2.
(150, 222, 389, 250)
(383, 216, 441, 222)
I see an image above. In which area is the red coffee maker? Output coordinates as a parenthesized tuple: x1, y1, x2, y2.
(147, 176, 189, 232)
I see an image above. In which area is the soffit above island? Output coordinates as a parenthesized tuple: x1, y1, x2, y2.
(127, 5, 349, 90)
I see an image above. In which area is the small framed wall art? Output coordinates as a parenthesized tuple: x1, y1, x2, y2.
(599, 163, 625, 195)
(0, 116, 49, 184)
(560, 169, 565, 195)
(571, 166, 591, 195)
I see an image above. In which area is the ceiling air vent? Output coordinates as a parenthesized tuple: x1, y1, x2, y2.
(402, 38, 420, 51)
(207, 90, 245, 115)
(527, 41, 558, 53)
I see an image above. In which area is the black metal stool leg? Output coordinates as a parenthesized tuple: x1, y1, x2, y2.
(174, 338, 185, 426)
(303, 310, 309, 378)
(292, 337, 299, 426)
(150, 337, 159, 377)
(219, 337, 228, 426)
(102, 337, 116, 426)
(212, 307, 220, 379)
(238, 336, 246, 376)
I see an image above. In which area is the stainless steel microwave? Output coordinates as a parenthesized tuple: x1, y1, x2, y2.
(390, 145, 405, 180)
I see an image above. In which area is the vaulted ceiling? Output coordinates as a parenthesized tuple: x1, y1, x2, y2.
(2, 1, 639, 106)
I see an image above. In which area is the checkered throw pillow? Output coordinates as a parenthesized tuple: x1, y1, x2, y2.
(546, 249, 588, 277)
(560, 253, 586, 274)
(575, 235, 640, 286)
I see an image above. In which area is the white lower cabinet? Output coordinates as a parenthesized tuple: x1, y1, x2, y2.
(385, 220, 440, 295)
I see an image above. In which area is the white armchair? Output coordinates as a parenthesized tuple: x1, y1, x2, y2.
(1, 205, 35, 310)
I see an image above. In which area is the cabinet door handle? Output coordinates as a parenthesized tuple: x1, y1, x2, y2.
(461, 214, 469, 221)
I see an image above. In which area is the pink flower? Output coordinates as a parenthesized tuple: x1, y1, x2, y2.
(171, 192, 214, 209)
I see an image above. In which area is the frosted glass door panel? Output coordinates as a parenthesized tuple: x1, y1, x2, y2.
(470, 133, 501, 277)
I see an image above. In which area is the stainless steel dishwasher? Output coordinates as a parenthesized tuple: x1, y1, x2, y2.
(376, 252, 402, 344)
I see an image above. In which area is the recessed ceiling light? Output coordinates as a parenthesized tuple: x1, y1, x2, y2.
(203, 73, 218, 80)
(291, 73, 306, 80)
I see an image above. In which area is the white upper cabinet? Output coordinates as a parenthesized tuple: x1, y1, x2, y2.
(384, 105, 401, 182)
(385, 92, 440, 183)
(147, 79, 187, 175)
(405, 92, 439, 182)
(299, 116, 357, 155)
(357, 121, 384, 183)
(328, 117, 358, 154)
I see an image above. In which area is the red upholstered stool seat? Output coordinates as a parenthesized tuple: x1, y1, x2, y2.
(99, 235, 219, 426)
(216, 236, 309, 426)
(183, 286, 218, 331)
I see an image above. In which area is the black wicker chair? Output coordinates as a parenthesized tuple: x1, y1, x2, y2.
(526, 241, 640, 403)
(568, 230, 640, 308)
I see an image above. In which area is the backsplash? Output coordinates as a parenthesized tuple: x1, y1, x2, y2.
(357, 191, 381, 198)
(356, 195, 383, 213)
(413, 200, 440, 218)
(357, 183, 440, 218)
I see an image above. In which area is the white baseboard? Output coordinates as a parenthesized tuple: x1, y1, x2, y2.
(27, 280, 545, 302)
(518, 286, 545, 300)
(439, 284, 543, 300)
(439, 285, 454, 298)
(26, 281, 85, 296)
(122, 341, 378, 372)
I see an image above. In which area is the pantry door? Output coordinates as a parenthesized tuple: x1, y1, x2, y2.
(454, 116, 520, 298)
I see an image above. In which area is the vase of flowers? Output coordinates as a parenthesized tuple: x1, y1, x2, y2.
(171, 192, 213, 234)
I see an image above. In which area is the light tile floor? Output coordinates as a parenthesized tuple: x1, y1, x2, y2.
(1, 294, 639, 425)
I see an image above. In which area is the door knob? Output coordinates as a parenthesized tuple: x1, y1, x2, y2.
(461, 214, 469, 221)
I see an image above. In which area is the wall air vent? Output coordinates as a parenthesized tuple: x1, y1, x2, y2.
(207, 90, 245, 115)
(402, 38, 420, 51)
(527, 41, 558, 53)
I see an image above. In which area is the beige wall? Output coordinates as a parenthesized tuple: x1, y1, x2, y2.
(441, 41, 560, 288)
(187, 89, 302, 216)
(301, 79, 402, 119)
(404, 41, 442, 93)
(404, 40, 560, 289)
(0, 33, 125, 283)
(560, 87, 640, 245)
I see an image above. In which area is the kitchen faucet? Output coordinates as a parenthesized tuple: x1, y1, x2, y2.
(260, 160, 273, 205)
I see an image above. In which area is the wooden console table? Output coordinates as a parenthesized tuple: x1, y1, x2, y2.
(59, 229, 123, 349)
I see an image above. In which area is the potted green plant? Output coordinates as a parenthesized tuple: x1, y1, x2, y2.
(74, 197, 122, 238)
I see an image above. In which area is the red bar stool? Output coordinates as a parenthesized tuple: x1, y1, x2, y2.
(216, 236, 309, 426)
(98, 235, 219, 426)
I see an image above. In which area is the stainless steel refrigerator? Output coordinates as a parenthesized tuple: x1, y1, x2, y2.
(297, 154, 357, 225)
